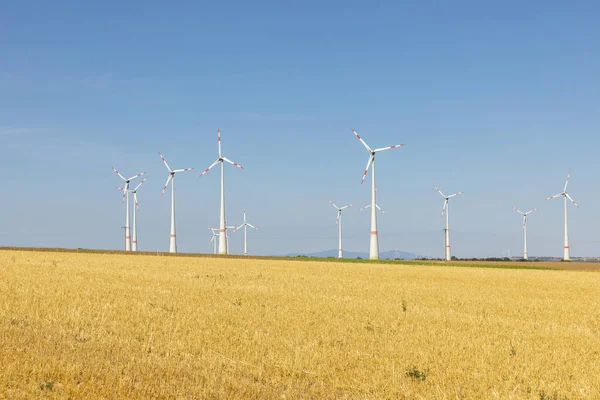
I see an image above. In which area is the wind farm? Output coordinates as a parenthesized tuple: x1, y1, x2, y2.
(102, 136, 591, 262)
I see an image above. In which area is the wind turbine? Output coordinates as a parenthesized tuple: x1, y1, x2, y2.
(209, 226, 219, 254)
(434, 186, 464, 261)
(351, 128, 404, 260)
(117, 177, 147, 251)
(112, 167, 146, 251)
(329, 201, 352, 259)
(199, 129, 244, 255)
(159, 152, 194, 253)
(512, 206, 539, 261)
(546, 171, 580, 261)
(236, 209, 258, 256)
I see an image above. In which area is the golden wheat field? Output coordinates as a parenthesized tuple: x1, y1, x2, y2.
(1, 250, 599, 399)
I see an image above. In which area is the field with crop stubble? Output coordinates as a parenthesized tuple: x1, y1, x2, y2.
(1, 250, 600, 399)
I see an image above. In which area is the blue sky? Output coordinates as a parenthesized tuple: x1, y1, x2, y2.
(1, 1, 599, 257)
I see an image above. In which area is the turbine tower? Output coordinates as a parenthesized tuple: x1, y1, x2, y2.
(117, 177, 147, 251)
(512, 206, 539, 260)
(236, 209, 258, 256)
(159, 152, 194, 253)
(200, 129, 244, 255)
(434, 186, 464, 261)
(112, 167, 146, 251)
(546, 171, 580, 261)
(329, 201, 352, 259)
(351, 128, 404, 260)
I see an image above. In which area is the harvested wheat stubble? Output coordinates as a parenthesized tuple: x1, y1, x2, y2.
(1, 250, 599, 399)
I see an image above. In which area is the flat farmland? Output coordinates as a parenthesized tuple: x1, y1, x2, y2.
(1, 250, 599, 399)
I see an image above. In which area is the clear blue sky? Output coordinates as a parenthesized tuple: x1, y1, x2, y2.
(2, 1, 599, 257)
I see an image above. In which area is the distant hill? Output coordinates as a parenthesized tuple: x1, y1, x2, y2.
(285, 249, 422, 260)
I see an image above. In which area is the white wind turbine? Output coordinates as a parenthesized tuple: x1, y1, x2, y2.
(112, 167, 146, 251)
(236, 209, 258, 256)
(329, 201, 352, 259)
(434, 186, 464, 261)
(512, 206, 539, 261)
(200, 129, 244, 255)
(159, 152, 194, 253)
(117, 177, 147, 251)
(545, 171, 580, 261)
(209, 226, 219, 254)
(351, 128, 404, 260)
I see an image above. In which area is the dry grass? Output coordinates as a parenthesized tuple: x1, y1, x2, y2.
(1, 249, 599, 399)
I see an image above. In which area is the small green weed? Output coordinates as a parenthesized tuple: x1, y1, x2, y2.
(39, 380, 54, 391)
(406, 366, 428, 381)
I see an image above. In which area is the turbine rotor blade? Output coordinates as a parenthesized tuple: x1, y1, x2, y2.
(373, 144, 405, 152)
(351, 128, 372, 152)
(118, 187, 126, 204)
(158, 152, 172, 172)
(247, 223, 257, 230)
(329, 200, 339, 209)
(545, 193, 564, 201)
(566, 193, 580, 208)
(133, 177, 147, 192)
(218, 128, 222, 157)
(172, 168, 194, 173)
(112, 167, 127, 181)
(376, 204, 386, 214)
(512, 206, 524, 215)
(447, 192, 464, 198)
(134, 192, 139, 211)
(564, 171, 571, 192)
(222, 157, 244, 170)
(441, 200, 447, 218)
(340, 204, 352, 210)
(360, 204, 371, 211)
(161, 174, 173, 196)
(199, 159, 221, 177)
(126, 171, 147, 181)
(361, 155, 374, 184)
(434, 185, 446, 198)
(525, 207, 540, 215)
